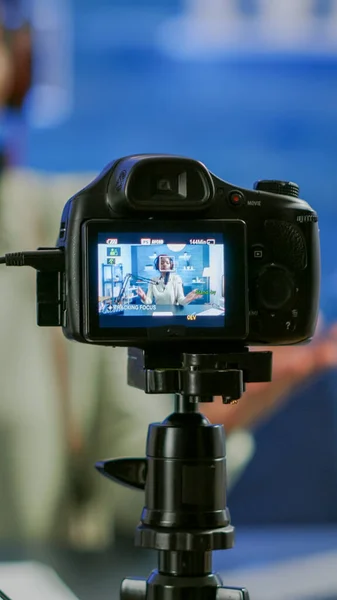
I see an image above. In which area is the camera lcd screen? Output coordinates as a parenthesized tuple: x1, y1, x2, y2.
(97, 232, 225, 329)
(84, 220, 247, 343)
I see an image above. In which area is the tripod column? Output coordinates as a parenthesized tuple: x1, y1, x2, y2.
(126, 406, 235, 599)
(140, 409, 231, 533)
(158, 550, 212, 576)
(174, 393, 199, 413)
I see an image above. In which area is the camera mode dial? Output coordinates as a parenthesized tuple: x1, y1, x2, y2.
(256, 264, 294, 311)
(254, 180, 300, 198)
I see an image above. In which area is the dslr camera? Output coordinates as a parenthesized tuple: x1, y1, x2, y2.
(37, 154, 320, 348)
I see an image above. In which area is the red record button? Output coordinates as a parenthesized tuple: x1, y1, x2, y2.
(229, 190, 245, 206)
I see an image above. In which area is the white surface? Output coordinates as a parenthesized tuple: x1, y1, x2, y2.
(198, 308, 224, 316)
(221, 550, 337, 600)
(157, 0, 337, 57)
(0, 562, 79, 600)
(152, 312, 174, 316)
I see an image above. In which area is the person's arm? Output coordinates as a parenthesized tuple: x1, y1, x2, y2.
(201, 323, 337, 434)
(174, 276, 203, 305)
(201, 378, 303, 435)
(175, 276, 186, 305)
(0, 29, 13, 106)
(138, 283, 154, 304)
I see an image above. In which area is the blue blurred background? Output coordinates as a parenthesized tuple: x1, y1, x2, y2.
(16, 0, 337, 316)
(2, 1, 337, 598)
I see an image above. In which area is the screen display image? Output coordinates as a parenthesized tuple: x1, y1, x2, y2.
(97, 233, 225, 329)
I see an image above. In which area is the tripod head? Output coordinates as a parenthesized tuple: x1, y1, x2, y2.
(96, 345, 272, 600)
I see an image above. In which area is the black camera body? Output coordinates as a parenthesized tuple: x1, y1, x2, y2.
(39, 154, 320, 348)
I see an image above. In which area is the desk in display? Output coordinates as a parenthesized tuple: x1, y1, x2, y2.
(104, 304, 224, 317)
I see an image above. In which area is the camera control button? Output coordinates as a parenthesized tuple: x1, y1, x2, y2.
(256, 265, 294, 311)
(148, 326, 186, 340)
(254, 180, 300, 198)
(284, 318, 297, 332)
(252, 245, 264, 259)
(228, 190, 245, 207)
(166, 327, 185, 337)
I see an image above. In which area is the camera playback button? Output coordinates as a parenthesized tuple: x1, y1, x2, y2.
(251, 244, 264, 260)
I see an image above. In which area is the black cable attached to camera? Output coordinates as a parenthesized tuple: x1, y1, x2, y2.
(0, 249, 64, 271)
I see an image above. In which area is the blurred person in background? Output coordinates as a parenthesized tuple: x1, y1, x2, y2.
(0, 0, 32, 194)
(3, 145, 337, 550)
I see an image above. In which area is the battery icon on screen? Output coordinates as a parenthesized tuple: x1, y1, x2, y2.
(207, 239, 215, 245)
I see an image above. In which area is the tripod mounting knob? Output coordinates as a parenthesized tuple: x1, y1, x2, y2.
(121, 576, 250, 600)
(96, 457, 147, 490)
(135, 522, 234, 552)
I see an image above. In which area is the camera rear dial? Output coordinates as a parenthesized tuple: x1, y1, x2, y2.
(256, 264, 295, 311)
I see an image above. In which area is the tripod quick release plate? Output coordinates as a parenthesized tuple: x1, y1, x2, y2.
(127, 345, 273, 403)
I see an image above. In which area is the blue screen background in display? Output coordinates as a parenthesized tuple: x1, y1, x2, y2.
(97, 233, 225, 328)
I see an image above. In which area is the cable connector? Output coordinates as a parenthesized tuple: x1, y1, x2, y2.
(0, 249, 64, 271)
